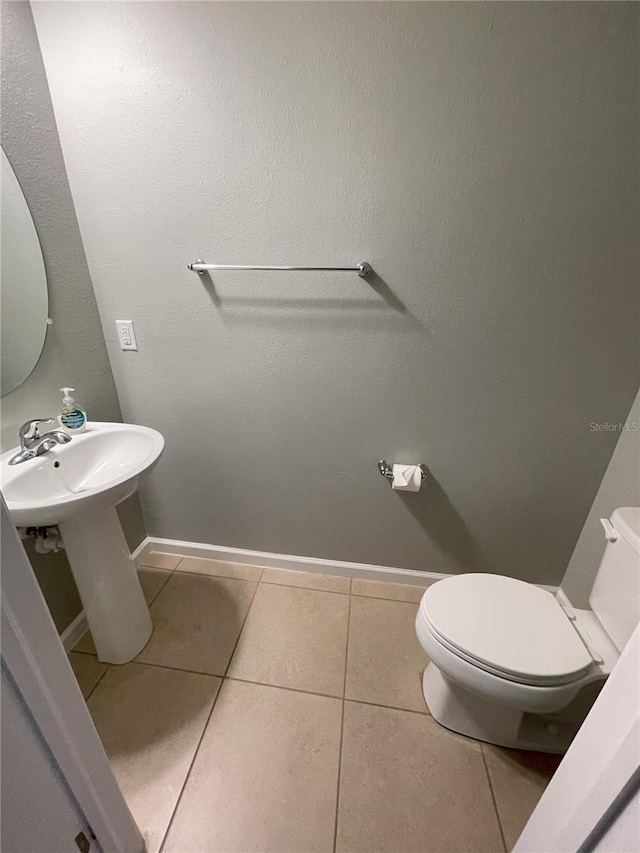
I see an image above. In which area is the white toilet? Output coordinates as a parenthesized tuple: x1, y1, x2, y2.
(415, 507, 640, 753)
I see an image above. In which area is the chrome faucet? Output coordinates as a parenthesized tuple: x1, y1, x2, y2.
(9, 418, 72, 465)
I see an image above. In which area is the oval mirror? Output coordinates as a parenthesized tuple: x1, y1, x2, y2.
(1, 147, 49, 396)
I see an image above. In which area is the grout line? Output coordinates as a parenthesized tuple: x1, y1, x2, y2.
(83, 564, 437, 851)
(138, 660, 223, 680)
(260, 578, 424, 603)
(342, 592, 352, 698)
(83, 664, 111, 703)
(172, 567, 264, 584)
(72, 656, 434, 715)
(71, 564, 176, 657)
(221, 578, 262, 678)
(157, 677, 223, 853)
(480, 744, 508, 853)
(145, 567, 174, 607)
(224, 675, 343, 701)
(71, 622, 427, 704)
(333, 592, 352, 852)
(344, 696, 430, 718)
(158, 575, 262, 853)
(144, 554, 426, 602)
(334, 698, 346, 853)
(119, 658, 225, 678)
(259, 578, 351, 597)
(256, 579, 422, 603)
(167, 552, 264, 582)
(72, 582, 423, 656)
(350, 591, 425, 604)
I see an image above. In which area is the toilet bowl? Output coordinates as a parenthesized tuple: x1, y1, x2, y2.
(415, 507, 640, 753)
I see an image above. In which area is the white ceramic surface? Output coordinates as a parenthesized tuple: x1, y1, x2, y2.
(1, 421, 164, 526)
(420, 573, 593, 683)
(61, 506, 153, 663)
(1, 421, 164, 663)
(416, 509, 640, 752)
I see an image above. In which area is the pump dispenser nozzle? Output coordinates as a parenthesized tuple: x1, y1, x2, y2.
(57, 387, 86, 433)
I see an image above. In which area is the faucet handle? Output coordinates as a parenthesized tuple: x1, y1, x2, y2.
(19, 418, 54, 442)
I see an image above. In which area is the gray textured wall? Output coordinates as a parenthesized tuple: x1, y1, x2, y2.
(1, 1, 146, 632)
(561, 390, 640, 608)
(33, 2, 639, 585)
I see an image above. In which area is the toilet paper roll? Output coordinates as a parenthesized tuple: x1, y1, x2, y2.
(392, 464, 422, 492)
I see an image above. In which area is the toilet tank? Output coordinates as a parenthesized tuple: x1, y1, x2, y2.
(589, 507, 640, 652)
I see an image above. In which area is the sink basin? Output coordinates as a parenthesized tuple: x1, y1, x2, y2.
(1, 421, 165, 665)
(1, 421, 164, 526)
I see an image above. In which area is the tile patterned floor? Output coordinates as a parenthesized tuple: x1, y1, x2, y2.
(71, 552, 561, 853)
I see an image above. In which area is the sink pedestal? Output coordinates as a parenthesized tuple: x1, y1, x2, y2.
(59, 506, 153, 664)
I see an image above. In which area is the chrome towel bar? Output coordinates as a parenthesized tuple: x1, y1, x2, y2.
(187, 259, 372, 278)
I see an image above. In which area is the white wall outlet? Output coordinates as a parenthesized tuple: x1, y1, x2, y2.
(116, 320, 138, 351)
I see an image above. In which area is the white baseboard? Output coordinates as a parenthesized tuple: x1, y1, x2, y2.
(62, 538, 559, 646)
(134, 535, 452, 587)
(60, 609, 89, 652)
(130, 537, 150, 564)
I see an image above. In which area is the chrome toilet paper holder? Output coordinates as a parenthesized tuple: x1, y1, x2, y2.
(378, 460, 428, 481)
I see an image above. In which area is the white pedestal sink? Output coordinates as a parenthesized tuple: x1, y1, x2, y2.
(1, 422, 164, 664)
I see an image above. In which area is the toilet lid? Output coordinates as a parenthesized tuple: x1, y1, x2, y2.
(421, 574, 593, 684)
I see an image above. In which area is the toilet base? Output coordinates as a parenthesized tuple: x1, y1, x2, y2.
(423, 663, 582, 754)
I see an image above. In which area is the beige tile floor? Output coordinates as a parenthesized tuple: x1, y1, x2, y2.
(71, 551, 561, 853)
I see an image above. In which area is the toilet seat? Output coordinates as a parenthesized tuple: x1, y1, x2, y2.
(419, 574, 594, 686)
(423, 621, 588, 687)
(415, 510, 639, 750)
(415, 619, 595, 714)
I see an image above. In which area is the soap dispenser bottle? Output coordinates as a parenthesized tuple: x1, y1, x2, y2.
(57, 387, 87, 433)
